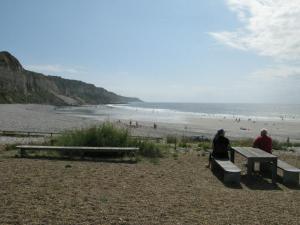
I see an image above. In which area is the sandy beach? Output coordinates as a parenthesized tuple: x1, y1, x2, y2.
(0, 104, 300, 143)
(0, 104, 299, 225)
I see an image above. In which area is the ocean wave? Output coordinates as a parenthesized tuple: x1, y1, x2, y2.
(105, 103, 300, 122)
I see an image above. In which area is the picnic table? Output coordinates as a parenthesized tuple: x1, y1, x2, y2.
(231, 147, 277, 184)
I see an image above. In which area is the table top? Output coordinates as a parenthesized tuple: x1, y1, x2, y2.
(233, 147, 277, 159)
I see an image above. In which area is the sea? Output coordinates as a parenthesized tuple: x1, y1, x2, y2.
(56, 102, 300, 124)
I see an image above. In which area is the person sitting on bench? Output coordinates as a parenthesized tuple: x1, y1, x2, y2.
(253, 128, 273, 172)
(253, 128, 272, 153)
(208, 129, 231, 167)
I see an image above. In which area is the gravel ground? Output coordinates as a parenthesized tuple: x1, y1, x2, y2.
(0, 148, 299, 225)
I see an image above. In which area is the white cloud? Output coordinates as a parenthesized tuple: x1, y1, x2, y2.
(210, 0, 300, 60)
(251, 64, 300, 79)
(25, 64, 83, 75)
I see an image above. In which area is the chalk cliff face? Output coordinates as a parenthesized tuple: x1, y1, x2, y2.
(0, 51, 141, 105)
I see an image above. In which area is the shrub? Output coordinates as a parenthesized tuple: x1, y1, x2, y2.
(272, 139, 289, 150)
(178, 142, 187, 148)
(198, 142, 211, 151)
(52, 123, 167, 159)
(166, 135, 177, 144)
(138, 141, 164, 158)
(4, 144, 18, 151)
(231, 138, 253, 147)
(54, 123, 131, 147)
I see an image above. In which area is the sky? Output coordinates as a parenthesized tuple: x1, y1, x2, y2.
(1, 0, 300, 103)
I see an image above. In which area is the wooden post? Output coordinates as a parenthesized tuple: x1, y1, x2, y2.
(230, 148, 235, 163)
(247, 159, 254, 178)
(20, 148, 25, 157)
(272, 159, 277, 184)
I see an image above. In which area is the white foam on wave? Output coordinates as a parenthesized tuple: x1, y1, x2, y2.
(105, 104, 300, 122)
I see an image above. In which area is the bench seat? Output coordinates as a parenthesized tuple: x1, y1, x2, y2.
(16, 145, 139, 159)
(277, 159, 300, 185)
(212, 159, 241, 184)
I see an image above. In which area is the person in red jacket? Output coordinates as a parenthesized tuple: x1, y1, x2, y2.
(253, 129, 272, 153)
(253, 129, 273, 173)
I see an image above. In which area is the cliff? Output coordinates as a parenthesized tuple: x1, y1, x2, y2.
(0, 51, 141, 105)
(0, 51, 24, 72)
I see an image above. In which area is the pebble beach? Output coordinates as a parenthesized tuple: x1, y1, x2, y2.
(0, 104, 299, 225)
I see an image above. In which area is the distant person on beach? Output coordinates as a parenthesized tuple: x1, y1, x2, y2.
(253, 128, 272, 153)
(208, 129, 230, 167)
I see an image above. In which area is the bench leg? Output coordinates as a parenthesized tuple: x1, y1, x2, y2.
(224, 172, 240, 184)
(230, 149, 235, 163)
(80, 151, 85, 160)
(128, 151, 136, 161)
(247, 159, 254, 178)
(271, 160, 277, 184)
(283, 171, 299, 185)
(211, 159, 218, 171)
(20, 149, 25, 157)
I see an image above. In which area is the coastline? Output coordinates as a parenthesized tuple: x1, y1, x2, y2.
(0, 104, 300, 143)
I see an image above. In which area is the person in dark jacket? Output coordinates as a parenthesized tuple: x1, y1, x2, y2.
(212, 129, 230, 159)
(207, 129, 230, 167)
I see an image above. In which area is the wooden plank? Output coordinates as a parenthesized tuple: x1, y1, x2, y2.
(233, 147, 256, 158)
(0, 130, 61, 134)
(214, 159, 241, 173)
(17, 145, 139, 152)
(233, 147, 276, 159)
(247, 147, 277, 158)
(277, 159, 300, 172)
(0, 130, 61, 137)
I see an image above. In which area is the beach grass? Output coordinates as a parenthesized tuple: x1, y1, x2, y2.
(53, 123, 131, 147)
(49, 123, 169, 159)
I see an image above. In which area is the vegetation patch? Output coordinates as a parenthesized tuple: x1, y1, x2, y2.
(49, 123, 169, 160)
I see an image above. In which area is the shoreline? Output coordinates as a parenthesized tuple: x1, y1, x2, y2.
(0, 104, 300, 143)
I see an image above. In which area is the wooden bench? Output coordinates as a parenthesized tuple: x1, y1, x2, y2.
(1, 130, 60, 137)
(277, 159, 300, 185)
(211, 158, 241, 184)
(17, 145, 139, 160)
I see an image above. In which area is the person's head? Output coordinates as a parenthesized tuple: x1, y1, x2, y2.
(217, 129, 225, 137)
(260, 128, 268, 136)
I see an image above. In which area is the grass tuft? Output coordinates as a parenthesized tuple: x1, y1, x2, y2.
(51, 123, 168, 159)
(53, 123, 131, 147)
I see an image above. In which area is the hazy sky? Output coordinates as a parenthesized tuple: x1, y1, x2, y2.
(1, 0, 300, 103)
